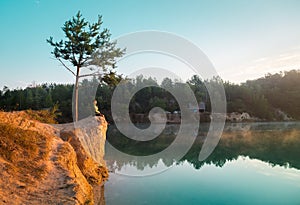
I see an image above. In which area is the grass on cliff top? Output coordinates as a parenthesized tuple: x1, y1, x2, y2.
(0, 123, 50, 181)
(23, 109, 59, 124)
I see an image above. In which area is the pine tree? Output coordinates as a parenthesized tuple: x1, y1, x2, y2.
(47, 11, 124, 121)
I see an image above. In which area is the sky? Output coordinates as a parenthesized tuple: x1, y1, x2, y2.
(1, 0, 300, 89)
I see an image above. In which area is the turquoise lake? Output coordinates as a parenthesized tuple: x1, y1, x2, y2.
(101, 122, 300, 205)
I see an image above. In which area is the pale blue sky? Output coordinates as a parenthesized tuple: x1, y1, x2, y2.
(1, 0, 300, 88)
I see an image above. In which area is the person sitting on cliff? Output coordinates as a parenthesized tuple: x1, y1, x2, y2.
(93, 100, 104, 117)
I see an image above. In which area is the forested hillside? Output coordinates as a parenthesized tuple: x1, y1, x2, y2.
(1, 70, 299, 122)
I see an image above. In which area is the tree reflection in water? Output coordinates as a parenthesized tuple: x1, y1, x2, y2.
(105, 122, 300, 172)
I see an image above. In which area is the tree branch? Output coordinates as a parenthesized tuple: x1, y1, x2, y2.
(79, 71, 101, 78)
(57, 58, 76, 76)
(82, 57, 90, 65)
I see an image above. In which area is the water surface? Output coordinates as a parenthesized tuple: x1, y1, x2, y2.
(103, 122, 300, 205)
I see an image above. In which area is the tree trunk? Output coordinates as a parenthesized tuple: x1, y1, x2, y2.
(74, 66, 80, 122)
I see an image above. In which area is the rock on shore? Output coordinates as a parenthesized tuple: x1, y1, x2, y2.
(0, 111, 108, 205)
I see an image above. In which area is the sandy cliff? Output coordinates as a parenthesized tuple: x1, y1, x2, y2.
(0, 111, 108, 205)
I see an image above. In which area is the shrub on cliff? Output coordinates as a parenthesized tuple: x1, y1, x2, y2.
(23, 106, 60, 124)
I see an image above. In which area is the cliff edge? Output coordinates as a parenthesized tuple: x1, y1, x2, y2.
(0, 111, 108, 205)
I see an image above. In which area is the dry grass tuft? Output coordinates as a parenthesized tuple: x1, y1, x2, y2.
(23, 109, 58, 124)
(0, 123, 50, 181)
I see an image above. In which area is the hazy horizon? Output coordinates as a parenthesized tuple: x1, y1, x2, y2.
(2, 68, 299, 90)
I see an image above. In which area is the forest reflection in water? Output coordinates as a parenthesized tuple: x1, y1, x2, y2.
(95, 122, 300, 205)
(105, 122, 300, 172)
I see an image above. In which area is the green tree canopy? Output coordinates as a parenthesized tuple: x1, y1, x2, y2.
(47, 11, 125, 121)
